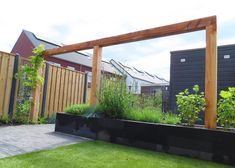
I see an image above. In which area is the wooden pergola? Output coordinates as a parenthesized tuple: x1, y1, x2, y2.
(43, 16, 217, 128)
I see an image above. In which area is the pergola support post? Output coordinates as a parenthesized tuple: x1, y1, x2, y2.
(43, 16, 218, 128)
(205, 24, 217, 129)
(89, 46, 102, 106)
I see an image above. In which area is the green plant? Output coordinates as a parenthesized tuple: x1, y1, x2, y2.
(217, 87, 235, 129)
(16, 44, 45, 89)
(176, 85, 206, 126)
(131, 92, 162, 109)
(38, 117, 47, 124)
(64, 104, 90, 115)
(14, 45, 45, 124)
(98, 78, 131, 119)
(0, 115, 10, 124)
(14, 100, 31, 124)
(162, 112, 181, 125)
(123, 107, 163, 123)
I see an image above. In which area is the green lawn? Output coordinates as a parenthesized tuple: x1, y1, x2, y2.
(0, 141, 232, 168)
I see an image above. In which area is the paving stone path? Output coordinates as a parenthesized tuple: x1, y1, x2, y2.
(0, 124, 90, 158)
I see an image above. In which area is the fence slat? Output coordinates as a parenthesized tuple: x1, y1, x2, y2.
(74, 72, 79, 104)
(0, 55, 9, 117)
(48, 66, 57, 116)
(53, 68, 61, 112)
(71, 71, 76, 105)
(62, 69, 69, 109)
(3, 56, 15, 116)
(44, 65, 52, 117)
(66, 70, 72, 107)
(58, 69, 65, 112)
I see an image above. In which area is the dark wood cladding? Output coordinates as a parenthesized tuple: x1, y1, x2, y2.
(170, 44, 235, 114)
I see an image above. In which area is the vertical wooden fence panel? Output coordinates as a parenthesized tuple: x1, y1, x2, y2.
(74, 71, 79, 104)
(44, 65, 52, 117)
(0, 52, 15, 118)
(0, 51, 86, 119)
(53, 68, 61, 113)
(58, 68, 65, 112)
(42, 65, 85, 116)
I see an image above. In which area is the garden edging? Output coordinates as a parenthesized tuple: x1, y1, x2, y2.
(55, 112, 235, 165)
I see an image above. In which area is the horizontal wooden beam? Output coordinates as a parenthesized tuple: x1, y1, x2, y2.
(44, 16, 216, 56)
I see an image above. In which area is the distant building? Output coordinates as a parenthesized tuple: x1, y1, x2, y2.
(170, 44, 235, 114)
(110, 59, 168, 94)
(12, 30, 168, 94)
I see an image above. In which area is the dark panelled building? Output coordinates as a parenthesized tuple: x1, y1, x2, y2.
(170, 44, 235, 115)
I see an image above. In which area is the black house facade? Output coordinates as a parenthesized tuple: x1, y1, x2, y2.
(170, 44, 235, 116)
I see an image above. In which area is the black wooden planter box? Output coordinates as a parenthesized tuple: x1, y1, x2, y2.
(55, 112, 235, 165)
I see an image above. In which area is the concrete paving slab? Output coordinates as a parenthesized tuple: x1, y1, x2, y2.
(0, 124, 90, 158)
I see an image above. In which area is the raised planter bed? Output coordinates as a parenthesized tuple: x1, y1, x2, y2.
(55, 112, 235, 165)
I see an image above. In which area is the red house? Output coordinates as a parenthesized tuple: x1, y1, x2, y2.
(11, 30, 119, 75)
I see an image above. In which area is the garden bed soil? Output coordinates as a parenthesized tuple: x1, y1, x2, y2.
(55, 112, 235, 166)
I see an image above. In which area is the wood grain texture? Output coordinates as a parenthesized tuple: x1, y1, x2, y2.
(205, 24, 217, 129)
(30, 68, 42, 122)
(90, 46, 102, 106)
(44, 16, 216, 56)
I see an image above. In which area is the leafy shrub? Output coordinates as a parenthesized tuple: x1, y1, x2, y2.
(131, 93, 162, 109)
(64, 104, 90, 115)
(0, 115, 10, 124)
(176, 85, 206, 126)
(162, 112, 181, 125)
(14, 100, 31, 124)
(98, 78, 131, 119)
(38, 117, 47, 124)
(123, 107, 163, 123)
(217, 87, 235, 129)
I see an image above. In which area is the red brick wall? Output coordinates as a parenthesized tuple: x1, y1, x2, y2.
(11, 31, 34, 58)
(11, 31, 92, 73)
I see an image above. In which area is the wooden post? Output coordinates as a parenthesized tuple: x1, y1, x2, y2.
(205, 24, 217, 129)
(89, 46, 102, 106)
(30, 68, 42, 123)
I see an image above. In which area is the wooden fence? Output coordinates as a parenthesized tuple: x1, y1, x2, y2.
(43, 65, 86, 117)
(0, 52, 15, 118)
(0, 51, 88, 120)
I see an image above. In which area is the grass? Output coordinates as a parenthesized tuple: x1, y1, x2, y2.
(0, 141, 231, 168)
(123, 107, 163, 123)
(123, 108, 181, 125)
(64, 104, 90, 115)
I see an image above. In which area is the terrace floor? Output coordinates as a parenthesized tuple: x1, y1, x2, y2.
(0, 124, 90, 158)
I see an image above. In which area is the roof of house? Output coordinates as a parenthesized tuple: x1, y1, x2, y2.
(170, 43, 235, 54)
(110, 59, 169, 85)
(22, 30, 168, 84)
(23, 30, 120, 74)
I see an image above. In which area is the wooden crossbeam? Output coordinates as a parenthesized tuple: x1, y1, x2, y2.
(43, 15, 217, 129)
(44, 16, 216, 56)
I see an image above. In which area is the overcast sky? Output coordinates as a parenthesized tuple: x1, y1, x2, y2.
(1, 0, 235, 80)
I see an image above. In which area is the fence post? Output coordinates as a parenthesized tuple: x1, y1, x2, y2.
(8, 54, 20, 120)
(40, 63, 49, 117)
(83, 73, 88, 103)
(29, 68, 42, 123)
